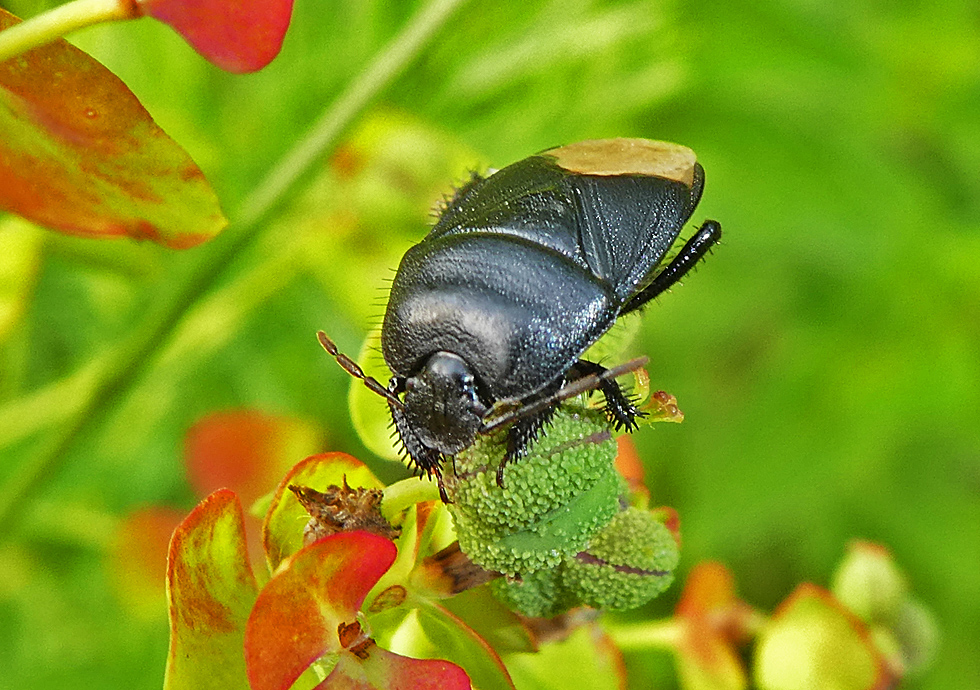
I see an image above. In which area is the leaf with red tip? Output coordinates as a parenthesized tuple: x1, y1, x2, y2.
(673, 562, 753, 690)
(0, 9, 226, 248)
(244, 531, 397, 690)
(318, 646, 471, 690)
(262, 452, 384, 571)
(137, 0, 295, 73)
(165, 490, 258, 690)
(754, 584, 892, 690)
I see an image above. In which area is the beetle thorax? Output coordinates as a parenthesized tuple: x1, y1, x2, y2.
(403, 351, 488, 455)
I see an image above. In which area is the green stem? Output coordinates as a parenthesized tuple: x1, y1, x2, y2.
(0, 0, 469, 535)
(381, 477, 442, 521)
(605, 618, 684, 650)
(0, 0, 135, 64)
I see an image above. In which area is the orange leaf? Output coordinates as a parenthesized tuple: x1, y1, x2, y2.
(0, 8, 226, 247)
(184, 410, 322, 507)
(673, 562, 751, 690)
(109, 506, 184, 621)
(165, 490, 258, 690)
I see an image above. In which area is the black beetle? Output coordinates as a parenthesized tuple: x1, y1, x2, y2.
(319, 138, 721, 501)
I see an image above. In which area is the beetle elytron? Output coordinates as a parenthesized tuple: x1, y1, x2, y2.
(319, 138, 721, 501)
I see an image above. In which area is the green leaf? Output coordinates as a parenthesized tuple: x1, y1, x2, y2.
(0, 7, 226, 248)
(415, 602, 516, 690)
(164, 489, 259, 690)
(505, 625, 627, 690)
(244, 531, 398, 690)
(261, 452, 384, 572)
(438, 587, 537, 655)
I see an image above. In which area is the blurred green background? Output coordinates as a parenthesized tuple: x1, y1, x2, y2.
(0, 0, 977, 688)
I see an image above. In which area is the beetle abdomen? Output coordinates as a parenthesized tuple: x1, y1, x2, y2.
(430, 143, 705, 305)
(383, 233, 617, 400)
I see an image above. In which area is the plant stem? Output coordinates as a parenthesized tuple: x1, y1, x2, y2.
(605, 619, 684, 650)
(0, 0, 469, 535)
(236, 0, 467, 229)
(0, 0, 135, 64)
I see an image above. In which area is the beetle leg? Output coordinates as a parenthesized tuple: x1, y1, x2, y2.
(568, 359, 644, 432)
(621, 219, 722, 314)
(482, 357, 649, 436)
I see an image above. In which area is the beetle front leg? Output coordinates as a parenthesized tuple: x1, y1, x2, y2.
(499, 405, 558, 487)
(568, 359, 644, 432)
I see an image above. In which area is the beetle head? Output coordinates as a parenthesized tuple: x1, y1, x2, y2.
(403, 351, 488, 455)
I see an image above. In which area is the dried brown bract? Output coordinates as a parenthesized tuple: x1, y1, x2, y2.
(289, 478, 400, 544)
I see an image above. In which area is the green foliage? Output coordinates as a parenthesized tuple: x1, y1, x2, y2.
(0, 0, 977, 688)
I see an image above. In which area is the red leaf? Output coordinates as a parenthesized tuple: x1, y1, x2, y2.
(165, 490, 258, 690)
(137, 0, 294, 73)
(318, 646, 471, 690)
(244, 531, 397, 690)
(0, 8, 226, 248)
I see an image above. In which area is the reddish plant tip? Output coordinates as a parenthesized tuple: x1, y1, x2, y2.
(137, 0, 295, 73)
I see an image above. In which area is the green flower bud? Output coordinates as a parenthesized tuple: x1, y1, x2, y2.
(831, 541, 907, 625)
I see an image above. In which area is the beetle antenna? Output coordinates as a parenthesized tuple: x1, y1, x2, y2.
(480, 356, 649, 434)
(316, 331, 404, 409)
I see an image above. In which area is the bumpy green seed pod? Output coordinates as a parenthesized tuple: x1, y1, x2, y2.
(562, 507, 679, 611)
(446, 399, 682, 616)
(445, 404, 624, 576)
(489, 568, 576, 620)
